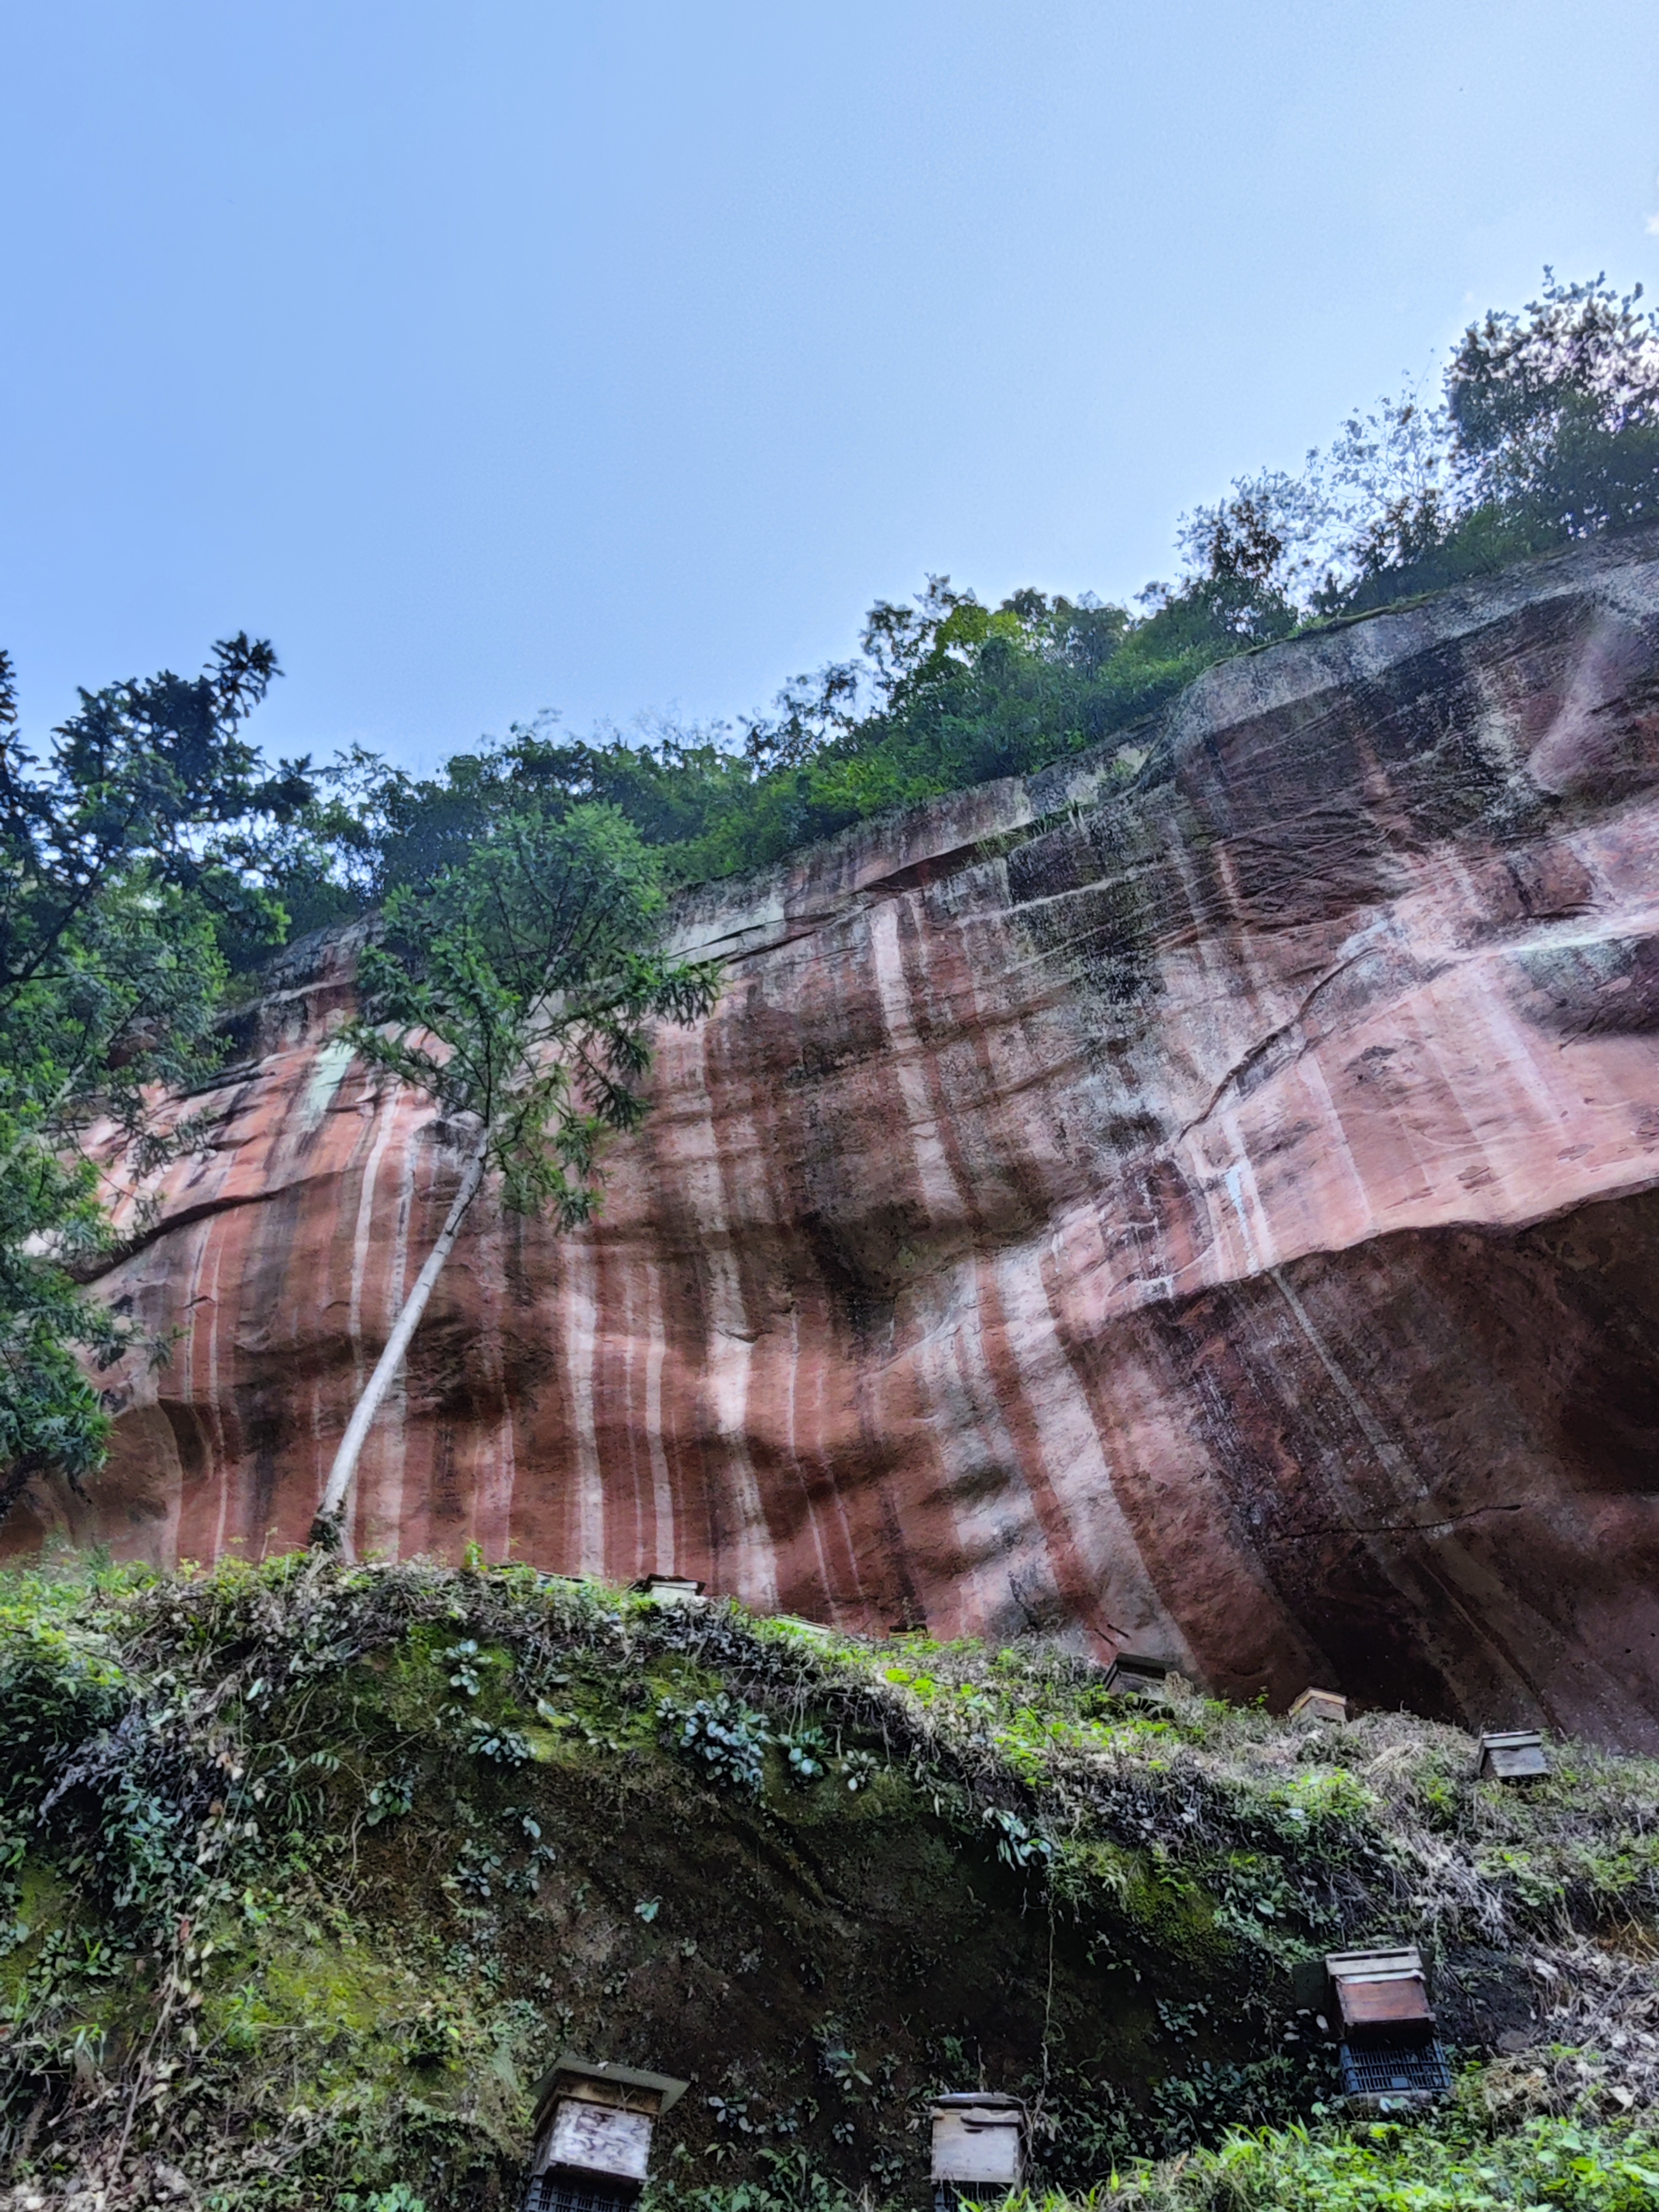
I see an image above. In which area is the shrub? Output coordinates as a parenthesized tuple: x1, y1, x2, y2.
(657, 1691, 771, 1794)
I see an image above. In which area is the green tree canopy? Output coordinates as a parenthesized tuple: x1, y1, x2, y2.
(0, 639, 307, 1518)
(1180, 272, 1659, 618)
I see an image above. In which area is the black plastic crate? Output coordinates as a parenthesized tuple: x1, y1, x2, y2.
(524, 2175, 639, 2212)
(1338, 2039, 1452, 2100)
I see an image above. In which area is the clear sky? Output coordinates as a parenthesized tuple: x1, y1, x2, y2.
(4, 1, 1658, 774)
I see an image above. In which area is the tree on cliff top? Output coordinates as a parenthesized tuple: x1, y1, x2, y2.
(1177, 273, 1659, 618)
(311, 800, 721, 1550)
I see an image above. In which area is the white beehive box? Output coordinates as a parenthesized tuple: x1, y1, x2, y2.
(542, 2102, 654, 2182)
(930, 2094, 1024, 2188)
(1477, 1730, 1548, 1781)
(527, 2056, 688, 2191)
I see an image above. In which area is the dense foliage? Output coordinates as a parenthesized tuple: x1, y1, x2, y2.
(4, 1554, 1659, 2210)
(1185, 273, 1659, 619)
(354, 802, 721, 1228)
(0, 639, 310, 1513)
(247, 573, 1260, 937)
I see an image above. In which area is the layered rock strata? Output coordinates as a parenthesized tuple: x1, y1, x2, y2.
(17, 532, 1659, 1744)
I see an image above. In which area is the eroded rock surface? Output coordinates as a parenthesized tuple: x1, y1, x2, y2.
(18, 533, 1659, 1744)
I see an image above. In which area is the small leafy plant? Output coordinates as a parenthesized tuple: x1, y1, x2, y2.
(657, 1691, 771, 1794)
(984, 1806, 1053, 1871)
(779, 1725, 828, 1787)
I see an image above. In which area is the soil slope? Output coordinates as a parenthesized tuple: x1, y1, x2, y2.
(4, 1559, 1659, 2211)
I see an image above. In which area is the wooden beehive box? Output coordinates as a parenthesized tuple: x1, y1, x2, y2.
(1290, 1686, 1348, 1725)
(930, 2094, 1025, 2188)
(1477, 1729, 1548, 1781)
(1103, 1652, 1173, 1699)
(773, 1614, 834, 1641)
(1324, 1945, 1433, 2038)
(527, 2056, 688, 2195)
(632, 1575, 707, 1610)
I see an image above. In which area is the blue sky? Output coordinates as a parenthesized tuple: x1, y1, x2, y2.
(4, 1, 1658, 773)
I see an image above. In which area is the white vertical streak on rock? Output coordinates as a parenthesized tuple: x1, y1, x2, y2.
(1163, 833, 1253, 1105)
(613, 1253, 639, 1573)
(308, 1087, 381, 1516)
(1290, 1051, 1379, 1245)
(948, 1266, 1062, 1632)
(1219, 1115, 1276, 1276)
(347, 1082, 402, 1553)
(197, 1219, 234, 1564)
(702, 1264, 776, 1610)
(293, 1033, 356, 1136)
(365, 1101, 419, 1557)
(781, 1302, 836, 1604)
(867, 901, 960, 1220)
(563, 1229, 606, 1575)
(909, 1276, 1012, 1635)
(660, 1024, 776, 1609)
(867, 897, 981, 1616)
(473, 1206, 514, 1558)
(994, 1241, 1193, 1661)
(347, 1089, 399, 1379)
(1458, 969, 1588, 1159)
(643, 1260, 676, 1575)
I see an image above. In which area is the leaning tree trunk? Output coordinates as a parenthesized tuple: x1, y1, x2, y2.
(311, 1133, 490, 1552)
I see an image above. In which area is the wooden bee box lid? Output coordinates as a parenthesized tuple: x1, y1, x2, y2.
(1324, 1945, 1432, 2033)
(930, 2096, 1025, 2185)
(1326, 1944, 1424, 1982)
(1335, 1974, 1433, 2031)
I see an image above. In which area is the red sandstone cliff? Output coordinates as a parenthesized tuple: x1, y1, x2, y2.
(16, 531, 1659, 1745)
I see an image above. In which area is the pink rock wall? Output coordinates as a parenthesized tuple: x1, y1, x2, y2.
(17, 531, 1659, 1744)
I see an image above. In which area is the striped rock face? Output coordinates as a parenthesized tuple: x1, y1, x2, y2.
(19, 530, 1659, 1745)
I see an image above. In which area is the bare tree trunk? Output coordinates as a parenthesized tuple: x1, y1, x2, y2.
(311, 1133, 489, 1553)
